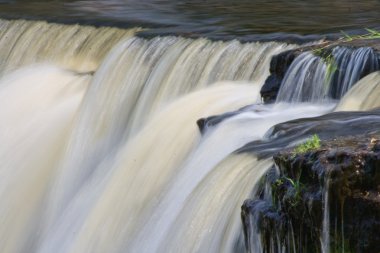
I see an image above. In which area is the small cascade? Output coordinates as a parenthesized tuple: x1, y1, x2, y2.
(0, 19, 139, 74)
(276, 46, 380, 103)
(330, 46, 379, 98)
(276, 52, 327, 102)
(336, 71, 380, 111)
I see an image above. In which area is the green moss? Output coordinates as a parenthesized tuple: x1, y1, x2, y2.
(293, 134, 321, 154)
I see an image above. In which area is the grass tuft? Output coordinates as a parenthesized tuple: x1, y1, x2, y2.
(293, 134, 321, 154)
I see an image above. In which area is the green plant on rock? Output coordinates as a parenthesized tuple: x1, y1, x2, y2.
(323, 54, 338, 86)
(341, 28, 380, 41)
(311, 27, 380, 88)
(271, 178, 284, 207)
(271, 176, 304, 208)
(284, 176, 304, 207)
(311, 49, 338, 88)
(293, 134, 321, 155)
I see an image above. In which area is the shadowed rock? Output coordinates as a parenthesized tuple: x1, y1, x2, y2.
(242, 135, 380, 253)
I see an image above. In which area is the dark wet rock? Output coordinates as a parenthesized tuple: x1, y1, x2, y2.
(238, 109, 380, 158)
(197, 112, 238, 134)
(260, 38, 380, 102)
(242, 135, 380, 253)
(260, 49, 298, 102)
(196, 104, 266, 134)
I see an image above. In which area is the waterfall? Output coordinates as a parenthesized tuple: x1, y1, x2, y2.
(84, 35, 294, 139)
(0, 19, 306, 253)
(276, 46, 380, 103)
(45, 33, 295, 232)
(2, 17, 380, 253)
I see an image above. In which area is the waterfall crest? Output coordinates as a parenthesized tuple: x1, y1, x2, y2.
(84, 36, 294, 139)
(0, 19, 140, 74)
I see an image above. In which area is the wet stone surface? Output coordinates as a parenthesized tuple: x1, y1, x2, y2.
(242, 135, 380, 253)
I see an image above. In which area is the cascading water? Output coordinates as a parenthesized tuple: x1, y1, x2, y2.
(2, 17, 380, 253)
(0, 19, 139, 74)
(0, 18, 307, 253)
(336, 71, 380, 111)
(276, 46, 380, 103)
(276, 52, 328, 102)
(330, 46, 379, 98)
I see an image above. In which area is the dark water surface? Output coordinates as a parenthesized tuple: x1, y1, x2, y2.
(1, 0, 380, 41)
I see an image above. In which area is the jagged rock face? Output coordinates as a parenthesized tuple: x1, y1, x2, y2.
(242, 136, 380, 253)
(260, 49, 298, 102)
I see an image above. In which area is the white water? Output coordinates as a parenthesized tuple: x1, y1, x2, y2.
(127, 103, 333, 253)
(0, 65, 91, 253)
(84, 35, 294, 139)
(4, 18, 373, 253)
(276, 52, 328, 103)
(336, 71, 380, 111)
(0, 19, 306, 253)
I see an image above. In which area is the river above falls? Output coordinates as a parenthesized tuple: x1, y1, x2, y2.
(1, 0, 380, 42)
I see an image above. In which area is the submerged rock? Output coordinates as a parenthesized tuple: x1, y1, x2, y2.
(242, 135, 380, 253)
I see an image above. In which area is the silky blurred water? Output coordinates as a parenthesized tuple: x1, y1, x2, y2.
(1, 0, 380, 41)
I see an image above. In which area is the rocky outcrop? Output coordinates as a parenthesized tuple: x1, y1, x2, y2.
(242, 135, 380, 253)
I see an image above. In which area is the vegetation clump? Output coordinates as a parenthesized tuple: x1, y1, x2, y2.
(341, 28, 380, 41)
(311, 28, 380, 86)
(293, 134, 321, 154)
